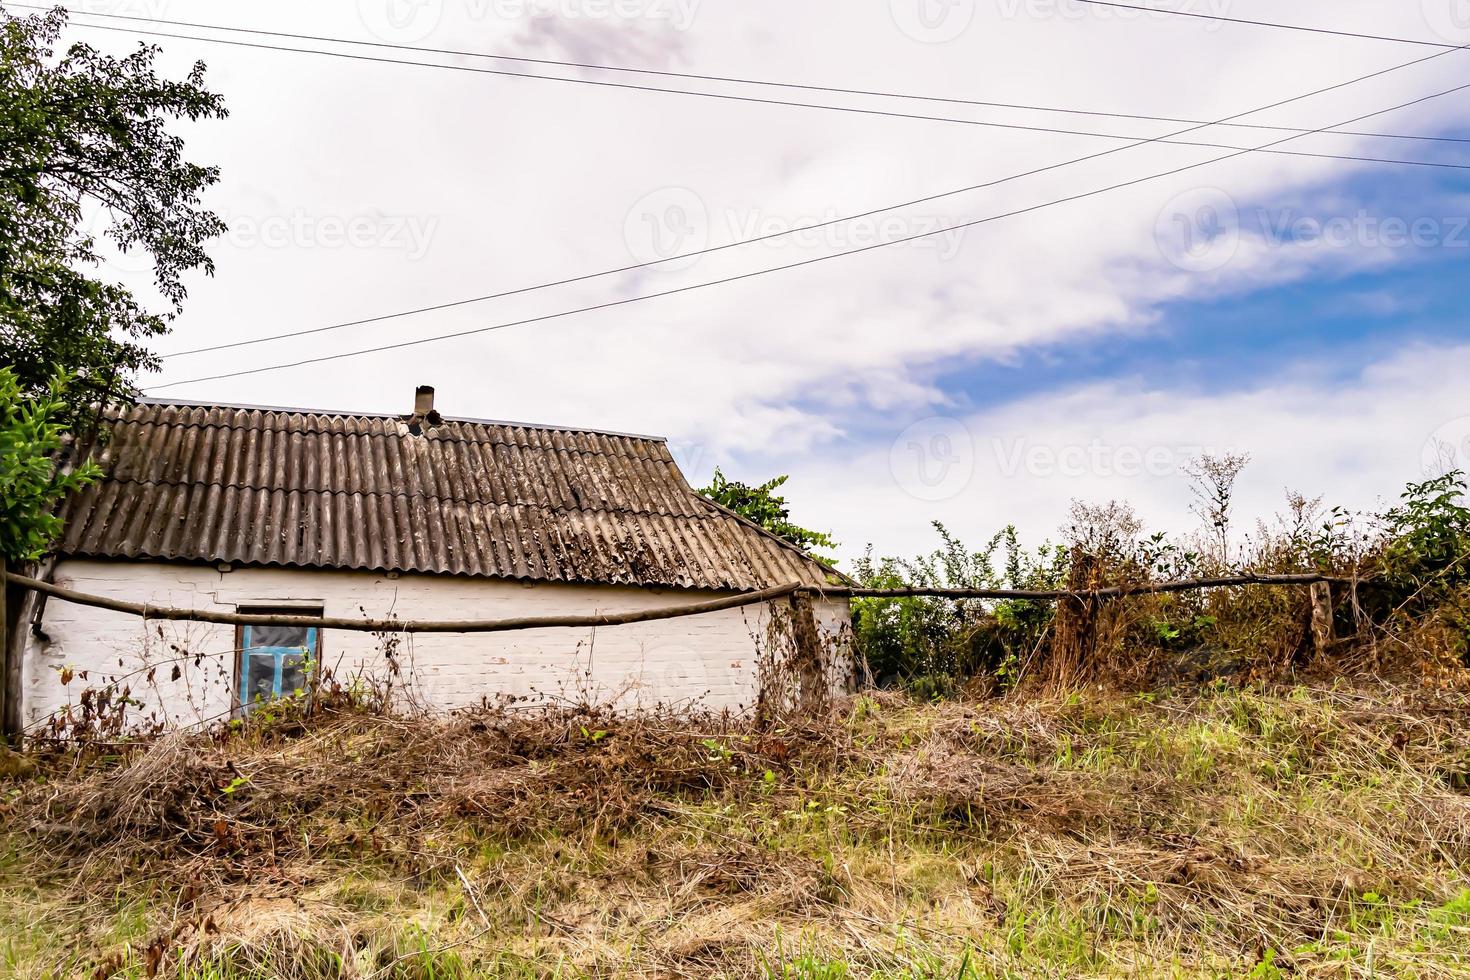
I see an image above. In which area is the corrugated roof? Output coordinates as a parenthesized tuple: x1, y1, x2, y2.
(55, 402, 838, 592)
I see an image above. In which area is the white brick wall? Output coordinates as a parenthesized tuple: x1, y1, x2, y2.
(22, 560, 853, 730)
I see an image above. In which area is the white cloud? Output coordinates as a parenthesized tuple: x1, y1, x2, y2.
(780, 340, 1470, 562)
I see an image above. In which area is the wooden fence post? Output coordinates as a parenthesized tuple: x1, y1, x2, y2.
(1049, 551, 1100, 689)
(788, 593, 828, 716)
(1310, 580, 1335, 658)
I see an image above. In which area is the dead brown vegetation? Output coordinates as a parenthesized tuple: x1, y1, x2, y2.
(3, 676, 1469, 978)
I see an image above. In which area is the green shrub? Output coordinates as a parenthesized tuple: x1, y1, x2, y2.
(850, 524, 1065, 690)
(0, 368, 101, 562)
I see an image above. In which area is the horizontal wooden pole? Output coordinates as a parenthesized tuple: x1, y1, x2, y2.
(0, 570, 804, 634)
(2, 569, 1364, 636)
(815, 572, 1357, 601)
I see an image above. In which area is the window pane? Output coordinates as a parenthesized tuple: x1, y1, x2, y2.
(249, 624, 310, 649)
(279, 653, 309, 698)
(245, 653, 277, 706)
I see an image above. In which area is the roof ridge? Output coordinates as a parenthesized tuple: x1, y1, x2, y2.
(113, 413, 671, 462)
(131, 397, 670, 443)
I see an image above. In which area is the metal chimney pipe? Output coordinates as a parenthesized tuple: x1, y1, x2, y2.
(414, 385, 435, 417)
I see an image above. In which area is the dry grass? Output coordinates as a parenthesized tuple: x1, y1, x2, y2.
(3, 679, 1470, 978)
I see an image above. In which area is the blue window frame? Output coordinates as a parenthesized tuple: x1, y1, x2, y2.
(238, 618, 320, 713)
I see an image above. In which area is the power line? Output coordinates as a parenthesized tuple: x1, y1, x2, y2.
(50, 15, 1470, 173)
(156, 32, 1468, 361)
(1071, 0, 1465, 49)
(147, 78, 1470, 391)
(159, 35, 1468, 361)
(23, 2, 1470, 146)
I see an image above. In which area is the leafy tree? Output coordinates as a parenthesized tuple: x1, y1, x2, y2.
(1378, 472, 1470, 657)
(0, 7, 226, 419)
(850, 523, 1067, 693)
(0, 367, 98, 562)
(697, 468, 836, 556)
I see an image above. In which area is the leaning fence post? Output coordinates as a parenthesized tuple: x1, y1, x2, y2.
(1310, 580, 1335, 658)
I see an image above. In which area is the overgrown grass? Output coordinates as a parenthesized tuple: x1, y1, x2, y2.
(3, 680, 1470, 978)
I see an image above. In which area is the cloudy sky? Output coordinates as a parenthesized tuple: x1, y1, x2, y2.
(39, 0, 1470, 563)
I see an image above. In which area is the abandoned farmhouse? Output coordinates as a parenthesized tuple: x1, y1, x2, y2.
(11, 388, 852, 731)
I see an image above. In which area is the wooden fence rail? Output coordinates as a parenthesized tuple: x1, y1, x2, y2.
(818, 572, 1353, 602)
(1, 568, 1357, 634)
(0, 570, 807, 634)
(1, 565, 1358, 742)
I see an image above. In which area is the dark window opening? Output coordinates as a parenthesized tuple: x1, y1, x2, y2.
(235, 610, 322, 714)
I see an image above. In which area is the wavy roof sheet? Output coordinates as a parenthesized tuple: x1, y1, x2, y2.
(55, 401, 836, 592)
